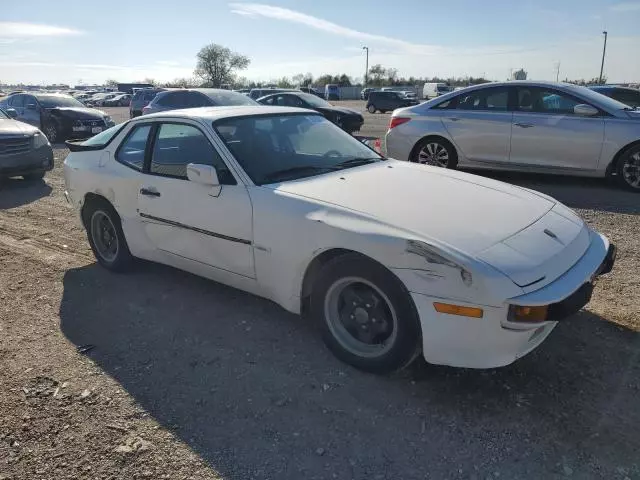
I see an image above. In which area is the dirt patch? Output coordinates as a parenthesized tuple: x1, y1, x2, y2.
(0, 143, 639, 479)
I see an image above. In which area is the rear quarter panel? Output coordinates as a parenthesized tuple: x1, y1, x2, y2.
(600, 117, 640, 172)
(385, 108, 451, 161)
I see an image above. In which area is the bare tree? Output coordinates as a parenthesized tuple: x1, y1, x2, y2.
(164, 77, 200, 88)
(195, 44, 250, 87)
(104, 79, 118, 88)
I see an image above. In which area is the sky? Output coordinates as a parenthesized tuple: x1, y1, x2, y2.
(1, 0, 640, 86)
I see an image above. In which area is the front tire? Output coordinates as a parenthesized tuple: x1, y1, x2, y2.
(310, 254, 421, 374)
(367, 105, 376, 114)
(411, 137, 457, 168)
(84, 199, 133, 271)
(43, 123, 59, 143)
(616, 144, 640, 192)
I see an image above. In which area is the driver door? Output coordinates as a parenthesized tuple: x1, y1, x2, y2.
(135, 121, 255, 278)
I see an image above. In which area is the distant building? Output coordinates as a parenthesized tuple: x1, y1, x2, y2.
(512, 69, 527, 80)
(117, 83, 155, 94)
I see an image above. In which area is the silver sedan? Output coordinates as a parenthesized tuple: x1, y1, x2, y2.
(385, 81, 640, 191)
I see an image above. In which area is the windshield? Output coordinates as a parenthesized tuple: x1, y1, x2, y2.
(201, 90, 258, 106)
(298, 93, 331, 108)
(568, 85, 631, 110)
(437, 85, 450, 92)
(214, 114, 382, 185)
(37, 95, 85, 108)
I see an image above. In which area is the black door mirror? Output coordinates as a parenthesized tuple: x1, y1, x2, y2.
(6, 108, 18, 118)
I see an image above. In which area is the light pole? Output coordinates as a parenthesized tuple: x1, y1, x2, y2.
(599, 31, 608, 84)
(362, 46, 369, 87)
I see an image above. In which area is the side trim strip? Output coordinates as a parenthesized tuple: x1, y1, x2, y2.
(139, 212, 252, 245)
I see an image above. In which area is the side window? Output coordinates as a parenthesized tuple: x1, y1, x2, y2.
(186, 92, 209, 108)
(518, 87, 582, 114)
(150, 123, 236, 185)
(10, 95, 25, 108)
(261, 96, 275, 105)
(116, 125, 152, 171)
(24, 95, 37, 108)
(457, 88, 508, 111)
(613, 90, 640, 108)
(156, 92, 183, 107)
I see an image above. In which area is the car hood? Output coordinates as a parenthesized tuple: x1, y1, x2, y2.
(319, 106, 362, 117)
(271, 161, 588, 289)
(0, 118, 38, 135)
(47, 107, 106, 119)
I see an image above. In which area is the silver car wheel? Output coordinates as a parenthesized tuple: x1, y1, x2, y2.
(418, 142, 449, 167)
(622, 151, 640, 189)
(323, 277, 398, 358)
(90, 210, 119, 263)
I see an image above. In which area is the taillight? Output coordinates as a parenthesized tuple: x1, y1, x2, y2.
(389, 117, 411, 129)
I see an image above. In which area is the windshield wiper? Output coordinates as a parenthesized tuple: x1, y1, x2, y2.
(334, 157, 380, 169)
(262, 165, 339, 183)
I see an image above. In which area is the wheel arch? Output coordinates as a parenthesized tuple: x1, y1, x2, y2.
(298, 247, 415, 314)
(408, 134, 459, 163)
(81, 192, 117, 229)
(605, 139, 640, 176)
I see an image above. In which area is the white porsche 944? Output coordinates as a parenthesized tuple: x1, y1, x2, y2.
(64, 106, 616, 373)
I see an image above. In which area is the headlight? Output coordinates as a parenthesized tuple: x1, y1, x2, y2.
(104, 115, 112, 124)
(33, 131, 50, 148)
(406, 240, 473, 286)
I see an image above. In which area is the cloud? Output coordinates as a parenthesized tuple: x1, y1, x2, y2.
(228, 3, 563, 58)
(0, 22, 83, 37)
(610, 2, 640, 12)
(229, 3, 442, 55)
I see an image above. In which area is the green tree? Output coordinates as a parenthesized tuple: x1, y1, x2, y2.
(195, 43, 250, 88)
(337, 74, 352, 86)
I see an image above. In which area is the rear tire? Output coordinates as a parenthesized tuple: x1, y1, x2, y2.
(310, 253, 421, 374)
(83, 198, 133, 272)
(615, 144, 640, 192)
(411, 137, 458, 169)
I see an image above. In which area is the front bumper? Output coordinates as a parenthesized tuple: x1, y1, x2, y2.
(409, 233, 616, 369)
(0, 146, 54, 177)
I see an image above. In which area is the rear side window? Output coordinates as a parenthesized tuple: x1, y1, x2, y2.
(9, 95, 25, 108)
(456, 87, 509, 111)
(155, 92, 185, 107)
(116, 125, 151, 171)
(80, 124, 126, 148)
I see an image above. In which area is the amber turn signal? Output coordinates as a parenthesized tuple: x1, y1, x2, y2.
(433, 302, 484, 318)
(509, 305, 548, 322)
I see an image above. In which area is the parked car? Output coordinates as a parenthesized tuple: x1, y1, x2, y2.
(93, 92, 127, 107)
(130, 88, 165, 118)
(366, 91, 419, 113)
(0, 93, 114, 143)
(386, 81, 640, 191)
(233, 88, 251, 95)
(63, 106, 616, 373)
(299, 86, 324, 98)
(589, 85, 640, 109)
(0, 107, 54, 180)
(104, 94, 132, 107)
(142, 88, 258, 115)
(325, 84, 340, 101)
(257, 91, 364, 134)
(360, 88, 375, 100)
(249, 88, 294, 100)
(423, 83, 452, 99)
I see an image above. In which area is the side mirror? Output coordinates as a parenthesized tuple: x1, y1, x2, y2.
(6, 108, 18, 118)
(186, 163, 221, 196)
(574, 104, 599, 117)
(26, 103, 38, 111)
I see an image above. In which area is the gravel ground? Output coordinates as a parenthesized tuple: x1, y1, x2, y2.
(0, 105, 638, 480)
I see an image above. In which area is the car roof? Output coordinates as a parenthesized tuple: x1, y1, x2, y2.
(136, 105, 318, 122)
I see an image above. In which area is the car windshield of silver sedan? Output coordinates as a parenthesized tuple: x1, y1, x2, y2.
(214, 114, 382, 184)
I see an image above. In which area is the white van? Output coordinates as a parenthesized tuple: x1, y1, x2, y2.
(423, 83, 452, 99)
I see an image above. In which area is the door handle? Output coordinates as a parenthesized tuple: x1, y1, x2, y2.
(514, 122, 534, 128)
(448, 117, 461, 121)
(140, 187, 161, 197)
